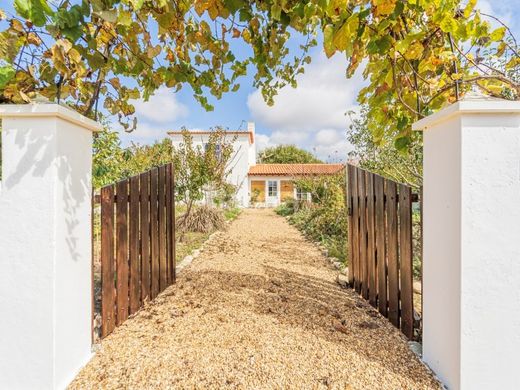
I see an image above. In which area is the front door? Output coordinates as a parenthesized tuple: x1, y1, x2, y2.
(266, 180, 279, 206)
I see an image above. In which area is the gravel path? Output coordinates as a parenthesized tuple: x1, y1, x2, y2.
(70, 209, 441, 390)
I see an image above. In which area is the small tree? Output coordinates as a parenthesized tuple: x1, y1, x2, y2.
(173, 127, 236, 234)
(347, 108, 422, 189)
(258, 145, 322, 164)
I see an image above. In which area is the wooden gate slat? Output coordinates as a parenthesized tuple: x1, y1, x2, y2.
(158, 165, 167, 292)
(165, 164, 172, 284)
(129, 175, 140, 315)
(366, 171, 377, 307)
(351, 167, 360, 293)
(100, 185, 115, 337)
(347, 165, 355, 286)
(116, 179, 129, 325)
(150, 168, 160, 299)
(374, 175, 387, 317)
(358, 168, 368, 299)
(385, 179, 399, 328)
(170, 165, 176, 283)
(140, 171, 151, 302)
(399, 184, 414, 338)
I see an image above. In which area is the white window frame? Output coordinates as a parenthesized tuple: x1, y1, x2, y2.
(295, 187, 311, 202)
(267, 180, 278, 197)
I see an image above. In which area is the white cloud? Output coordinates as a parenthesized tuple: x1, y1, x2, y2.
(247, 50, 365, 161)
(132, 87, 189, 124)
(477, 0, 513, 27)
(255, 133, 273, 152)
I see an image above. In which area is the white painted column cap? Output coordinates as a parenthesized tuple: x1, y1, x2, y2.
(0, 103, 102, 132)
(413, 94, 520, 131)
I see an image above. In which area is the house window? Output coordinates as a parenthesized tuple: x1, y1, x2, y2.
(203, 143, 222, 160)
(296, 188, 311, 201)
(267, 180, 278, 197)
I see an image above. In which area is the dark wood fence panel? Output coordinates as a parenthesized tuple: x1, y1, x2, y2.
(346, 165, 355, 286)
(158, 165, 167, 292)
(100, 185, 115, 337)
(140, 171, 151, 303)
(385, 179, 399, 328)
(399, 184, 414, 338)
(347, 164, 417, 339)
(116, 180, 129, 325)
(150, 168, 160, 299)
(97, 163, 176, 339)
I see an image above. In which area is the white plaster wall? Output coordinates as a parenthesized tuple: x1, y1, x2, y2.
(416, 98, 520, 390)
(0, 105, 97, 389)
(0, 116, 57, 389)
(170, 133, 253, 207)
(422, 115, 462, 390)
(459, 113, 520, 390)
(53, 119, 94, 389)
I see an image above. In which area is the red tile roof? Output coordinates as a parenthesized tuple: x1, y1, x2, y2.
(248, 164, 345, 176)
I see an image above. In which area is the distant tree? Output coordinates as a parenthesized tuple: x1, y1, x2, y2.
(121, 138, 175, 177)
(258, 145, 322, 164)
(347, 108, 422, 189)
(92, 128, 125, 189)
(92, 131, 175, 189)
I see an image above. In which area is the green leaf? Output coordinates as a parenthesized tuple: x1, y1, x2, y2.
(323, 24, 335, 57)
(14, 0, 53, 27)
(394, 135, 411, 151)
(0, 64, 15, 89)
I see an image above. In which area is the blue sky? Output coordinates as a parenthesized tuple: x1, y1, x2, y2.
(121, 0, 520, 161)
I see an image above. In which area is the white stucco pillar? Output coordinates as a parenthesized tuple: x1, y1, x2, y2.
(0, 104, 101, 389)
(413, 94, 520, 390)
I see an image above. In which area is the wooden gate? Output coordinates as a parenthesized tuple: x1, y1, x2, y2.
(95, 163, 176, 338)
(346, 164, 416, 339)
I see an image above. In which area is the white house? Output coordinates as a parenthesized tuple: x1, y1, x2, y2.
(168, 123, 344, 207)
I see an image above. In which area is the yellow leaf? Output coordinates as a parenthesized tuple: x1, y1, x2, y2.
(404, 41, 424, 60)
(463, 0, 477, 18)
(506, 57, 520, 70)
(10, 19, 24, 32)
(374, 0, 397, 16)
(490, 27, 506, 41)
(242, 29, 251, 43)
(27, 32, 42, 45)
(68, 48, 81, 63)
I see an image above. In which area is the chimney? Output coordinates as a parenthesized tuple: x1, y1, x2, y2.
(247, 121, 255, 138)
(247, 121, 256, 164)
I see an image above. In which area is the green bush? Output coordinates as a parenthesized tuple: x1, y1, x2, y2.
(274, 198, 296, 216)
(276, 172, 348, 264)
(223, 206, 241, 221)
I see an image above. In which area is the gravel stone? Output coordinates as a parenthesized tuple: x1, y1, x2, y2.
(70, 209, 441, 390)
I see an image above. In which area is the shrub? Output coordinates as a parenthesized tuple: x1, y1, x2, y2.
(223, 206, 241, 221)
(176, 205, 225, 233)
(275, 197, 297, 216)
(276, 173, 348, 264)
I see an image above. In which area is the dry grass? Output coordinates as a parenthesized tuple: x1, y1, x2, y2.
(71, 209, 441, 390)
(177, 205, 226, 233)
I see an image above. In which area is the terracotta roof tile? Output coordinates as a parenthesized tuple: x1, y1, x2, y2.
(248, 164, 345, 176)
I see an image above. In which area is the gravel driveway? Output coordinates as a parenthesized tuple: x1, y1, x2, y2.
(70, 209, 441, 390)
